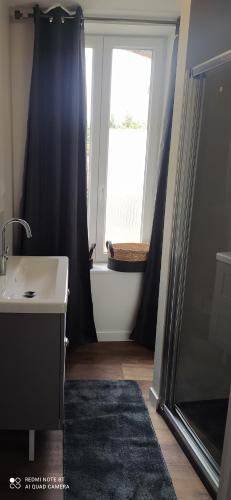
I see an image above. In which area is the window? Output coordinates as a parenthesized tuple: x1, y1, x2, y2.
(105, 48, 152, 244)
(85, 34, 168, 262)
(85, 48, 93, 200)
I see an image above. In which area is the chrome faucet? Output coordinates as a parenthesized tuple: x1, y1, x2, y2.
(0, 218, 32, 276)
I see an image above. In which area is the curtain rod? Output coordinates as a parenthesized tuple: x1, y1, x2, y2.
(11, 8, 177, 26)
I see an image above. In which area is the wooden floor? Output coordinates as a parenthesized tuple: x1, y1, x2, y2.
(0, 341, 212, 499)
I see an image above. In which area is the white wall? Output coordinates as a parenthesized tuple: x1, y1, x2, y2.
(90, 264, 143, 340)
(10, 0, 180, 20)
(0, 0, 13, 226)
(152, 0, 192, 403)
(10, 21, 33, 218)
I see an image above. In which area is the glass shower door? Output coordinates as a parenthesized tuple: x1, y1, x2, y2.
(174, 61, 231, 469)
(163, 59, 231, 493)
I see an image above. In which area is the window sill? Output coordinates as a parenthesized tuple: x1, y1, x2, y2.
(90, 263, 145, 275)
(90, 263, 113, 273)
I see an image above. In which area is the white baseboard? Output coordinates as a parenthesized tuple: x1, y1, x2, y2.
(149, 386, 160, 408)
(96, 331, 131, 342)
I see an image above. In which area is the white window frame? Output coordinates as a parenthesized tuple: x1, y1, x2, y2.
(85, 36, 104, 252)
(86, 29, 174, 262)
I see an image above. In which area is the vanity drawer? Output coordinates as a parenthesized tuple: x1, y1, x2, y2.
(0, 313, 66, 430)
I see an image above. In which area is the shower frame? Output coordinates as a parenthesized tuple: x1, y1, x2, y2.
(158, 51, 231, 498)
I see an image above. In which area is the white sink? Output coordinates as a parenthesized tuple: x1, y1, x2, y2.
(0, 256, 69, 313)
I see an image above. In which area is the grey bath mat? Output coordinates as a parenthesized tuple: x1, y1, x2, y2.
(64, 380, 176, 500)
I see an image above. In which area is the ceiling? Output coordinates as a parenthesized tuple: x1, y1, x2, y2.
(9, 0, 181, 19)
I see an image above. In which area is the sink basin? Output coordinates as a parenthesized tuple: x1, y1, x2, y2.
(0, 256, 69, 313)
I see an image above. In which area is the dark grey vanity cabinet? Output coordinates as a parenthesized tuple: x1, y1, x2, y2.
(0, 313, 66, 430)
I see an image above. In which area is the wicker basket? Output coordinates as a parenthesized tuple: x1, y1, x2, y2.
(106, 241, 149, 272)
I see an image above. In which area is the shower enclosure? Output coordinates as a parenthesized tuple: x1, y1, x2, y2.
(160, 52, 231, 497)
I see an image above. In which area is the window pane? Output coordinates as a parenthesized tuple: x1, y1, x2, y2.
(85, 48, 93, 200)
(105, 49, 152, 245)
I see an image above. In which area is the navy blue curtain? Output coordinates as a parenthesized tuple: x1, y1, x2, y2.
(20, 5, 97, 345)
(130, 24, 179, 349)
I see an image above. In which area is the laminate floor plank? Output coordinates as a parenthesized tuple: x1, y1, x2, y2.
(0, 341, 212, 499)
